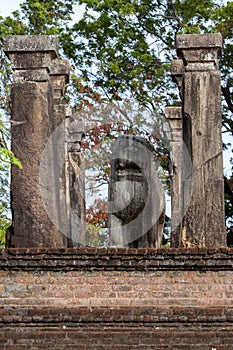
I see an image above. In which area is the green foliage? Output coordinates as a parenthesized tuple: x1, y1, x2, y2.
(19, 0, 75, 34)
(0, 119, 22, 246)
(72, 0, 173, 108)
(0, 145, 22, 170)
(0, 217, 10, 247)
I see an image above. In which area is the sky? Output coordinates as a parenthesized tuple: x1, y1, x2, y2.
(0, 0, 21, 17)
(0, 0, 85, 21)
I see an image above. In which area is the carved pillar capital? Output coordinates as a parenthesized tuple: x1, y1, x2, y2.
(170, 59, 184, 96)
(49, 58, 70, 103)
(176, 33, 222, 71)
(3, 35, 58, 81)
(165, 106, 182, 121)
(164, 106, 182, 143)
(67, 114, 85, 151)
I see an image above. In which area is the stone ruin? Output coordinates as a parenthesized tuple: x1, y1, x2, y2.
(2, 33, 226, 249)
(170, 33, 226, 248)
(0, 33, 232, 350)
(3, 35, 85, 248)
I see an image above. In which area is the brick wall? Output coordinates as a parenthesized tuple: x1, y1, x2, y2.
(1, 248, 233, 349)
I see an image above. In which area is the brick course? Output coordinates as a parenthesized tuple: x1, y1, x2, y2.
(0, 248, 233, 349)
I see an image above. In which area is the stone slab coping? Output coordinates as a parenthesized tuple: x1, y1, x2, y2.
(3, 35, 59, 57)
(0, 247, 232, 271)
(1, 247, 232, 255)
(1, 306, 233, 325)
(176, 33, 222, 50)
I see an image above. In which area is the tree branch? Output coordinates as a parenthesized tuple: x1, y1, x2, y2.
(222, 84, 233, 114)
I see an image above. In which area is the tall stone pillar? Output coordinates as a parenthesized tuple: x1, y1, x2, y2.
(165, 107, 183, 247)
(66, 116, 86, 247)
(50, 58, 86, 247)
(39, 57, 86, 247)
(176, 33, 226, 247)
(48, 58, 71, 247)
(3, 35, 67, 247)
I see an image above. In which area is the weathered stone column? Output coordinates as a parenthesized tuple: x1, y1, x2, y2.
(48, 58, 71, 247)
(50, 58, 86, 247)
(66, 116, 86, 247)
(176, 33, 226, 247)
(39, 57, 86, 247)
(3, 35, 66, 247)
(165, 106, 183, 247)
(108, 135, 164, 248)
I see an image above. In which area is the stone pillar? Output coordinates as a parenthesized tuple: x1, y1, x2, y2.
(165, 107, 183, 247)
(108, 135, 164, 248)
(48, 59, 71, 247)
(176, 33, 226, 247)
(50, 58, 86, 247)
(66, 116, 86, 247)
(3, 35, 66, 247)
